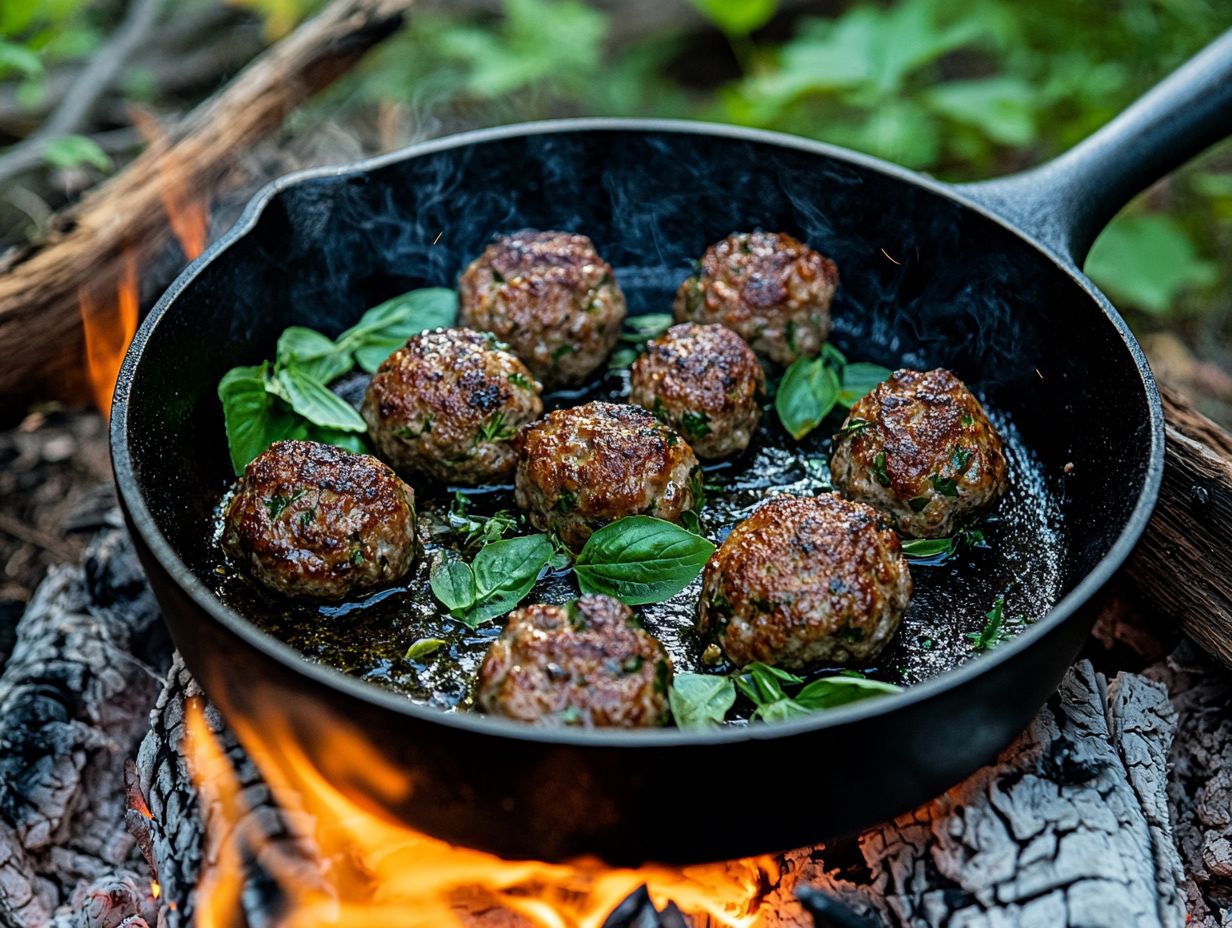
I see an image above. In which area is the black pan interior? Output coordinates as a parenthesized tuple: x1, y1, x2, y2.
(123, 125, 1152, 714)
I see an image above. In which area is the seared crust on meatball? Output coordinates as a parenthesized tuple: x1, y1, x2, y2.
(673, 231, 837, 366)
(361, 328, 543, 485)
(222, 440, 418, 601)
(458, 230, 626, 388)
(475, 595, 672, 727)
(514, 402, 701, 551)
(830, 369, 1009, 538)
(630, 322, 765, 459)
(698, 494, 910, 670)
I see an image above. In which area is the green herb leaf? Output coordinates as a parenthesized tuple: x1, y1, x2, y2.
(464, 533, 555, 625)
(429, 558, 477, 618)
(775, 356, 840, 440)
(908, 496, 931, 513)
(669, 673, 737, 729)
(277, 327, 352, 384)
(336, 287, 458, 373)
(405, 637, 448, 661)
(838, 363, 891, 407)
(835, 416, 870, 440)
(930, 473, 958, 496)
(735, 662, 803, 708)
(793, 675, 901, 709)
(900, 537, 954, 559)
(965, 595, 1024, 651)
(574, 516, 715, 605)
(873, 451, 891, 487)
(619, 313, 674, 342)
(271, 364, 367, 432)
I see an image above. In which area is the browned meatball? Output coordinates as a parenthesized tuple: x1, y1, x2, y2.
(697, 494, 911, 670)
(222, 440, 418, 601)
(361, 328, 543, 485)
(458, 230, 626, 388)
(830, 369, 1009, 538)
(475, 595, 672, 727)
(673, 231, 837, 366)
(629, 322, 765, 459)
(514, 402, 701, 551)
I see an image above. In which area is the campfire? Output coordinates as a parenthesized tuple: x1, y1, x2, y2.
(4, 4, 1232, 928)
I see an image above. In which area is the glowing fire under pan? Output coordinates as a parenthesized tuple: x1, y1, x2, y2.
(113, 35, 1231, 867)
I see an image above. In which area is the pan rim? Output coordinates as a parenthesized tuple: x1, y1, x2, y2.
(110, 116, 1166, 748)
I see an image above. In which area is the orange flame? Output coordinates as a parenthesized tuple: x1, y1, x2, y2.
(132, 109, 209, 260)
(79, 251, 139, 417)
(181, 701, 778, 928)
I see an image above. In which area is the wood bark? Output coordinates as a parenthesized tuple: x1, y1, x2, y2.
(0, 0, 412, 403)
(1128, 385, 1232, 669)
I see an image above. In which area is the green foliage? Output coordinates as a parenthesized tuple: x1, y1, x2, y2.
(218, 287, 453, 474)
(42, 134, 112, 172)
(1086, 214, 1218, 315)
(688, 0, 778, 38)
(430, 534, 556, 627)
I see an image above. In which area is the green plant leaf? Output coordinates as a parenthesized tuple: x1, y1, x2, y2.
(775, 356, 839, 439)
(271, 365, 367, 432)
(837, 362, 891, 407)
(430, 558, 477, 617)
(0, 40, 42, 78)
(1085, 214, 1218, 314)
(43, 134, 112, 172)
(574, 516, 715, 605)
(337, 287, 458, 372)
(466, 533, 555, 624)
(793, 674, 901, 710)
(688, 0, 778, 38)
(900, 537, 954, 559)
(405, 637, 448, 661)
(277, 327, 352, 384)
(219, 364, 301, 475)
(924, 76, 1038, 147)
(669, 673, 736, 728)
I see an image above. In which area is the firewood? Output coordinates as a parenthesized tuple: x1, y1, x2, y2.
(0, 0, 413, 404)
(0, 527, 169, 927)
(761, 662, 1189, 927)
(1128, 385, 1232, 669)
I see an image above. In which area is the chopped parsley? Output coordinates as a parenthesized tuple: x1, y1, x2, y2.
(873, 452, 891, 488)
(263, 489, 305, 520)
(836, 417, 870, 440)
(478, 411, 517, 443)
(681, 410, 711, 439)
(508, 372, 534, 391)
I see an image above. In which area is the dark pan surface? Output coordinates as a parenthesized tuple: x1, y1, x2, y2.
(112, 121, 1162, 862)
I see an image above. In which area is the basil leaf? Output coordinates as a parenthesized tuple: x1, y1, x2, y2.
(574, 516, 715, 605)
(466, 533, 554, 625)
(272, 365, 367, 432)
(669, 673, 736, 729)
(277, 327, 352, 384)
(218, 363, 309, 474)
(405, 637, 448, 661)
(900, 537, 955, 559)
(793, 675, 901, 710)
(619, 313, 674, 342)
(736, 662, 804, 708)
(838, 362, 892, 407)
(757, 698, 812, 722)
(337, 287, 458, 373)
(966, 594, 1024, 651)
(429, 558, 476, 617)
(775, 356, 839, 440)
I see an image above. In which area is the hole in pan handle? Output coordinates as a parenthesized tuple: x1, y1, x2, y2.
(955, 28, 1232, 267)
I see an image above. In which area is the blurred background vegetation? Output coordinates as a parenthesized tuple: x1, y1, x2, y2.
(3, 0, 1231, 416)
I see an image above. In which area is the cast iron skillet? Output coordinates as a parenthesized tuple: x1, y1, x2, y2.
(112, 33, 1232, 865)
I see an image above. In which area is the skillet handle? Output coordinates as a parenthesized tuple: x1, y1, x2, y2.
(955, 29, 1232, 266)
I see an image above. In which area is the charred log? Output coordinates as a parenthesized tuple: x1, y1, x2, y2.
(0, 526, 170, 927)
